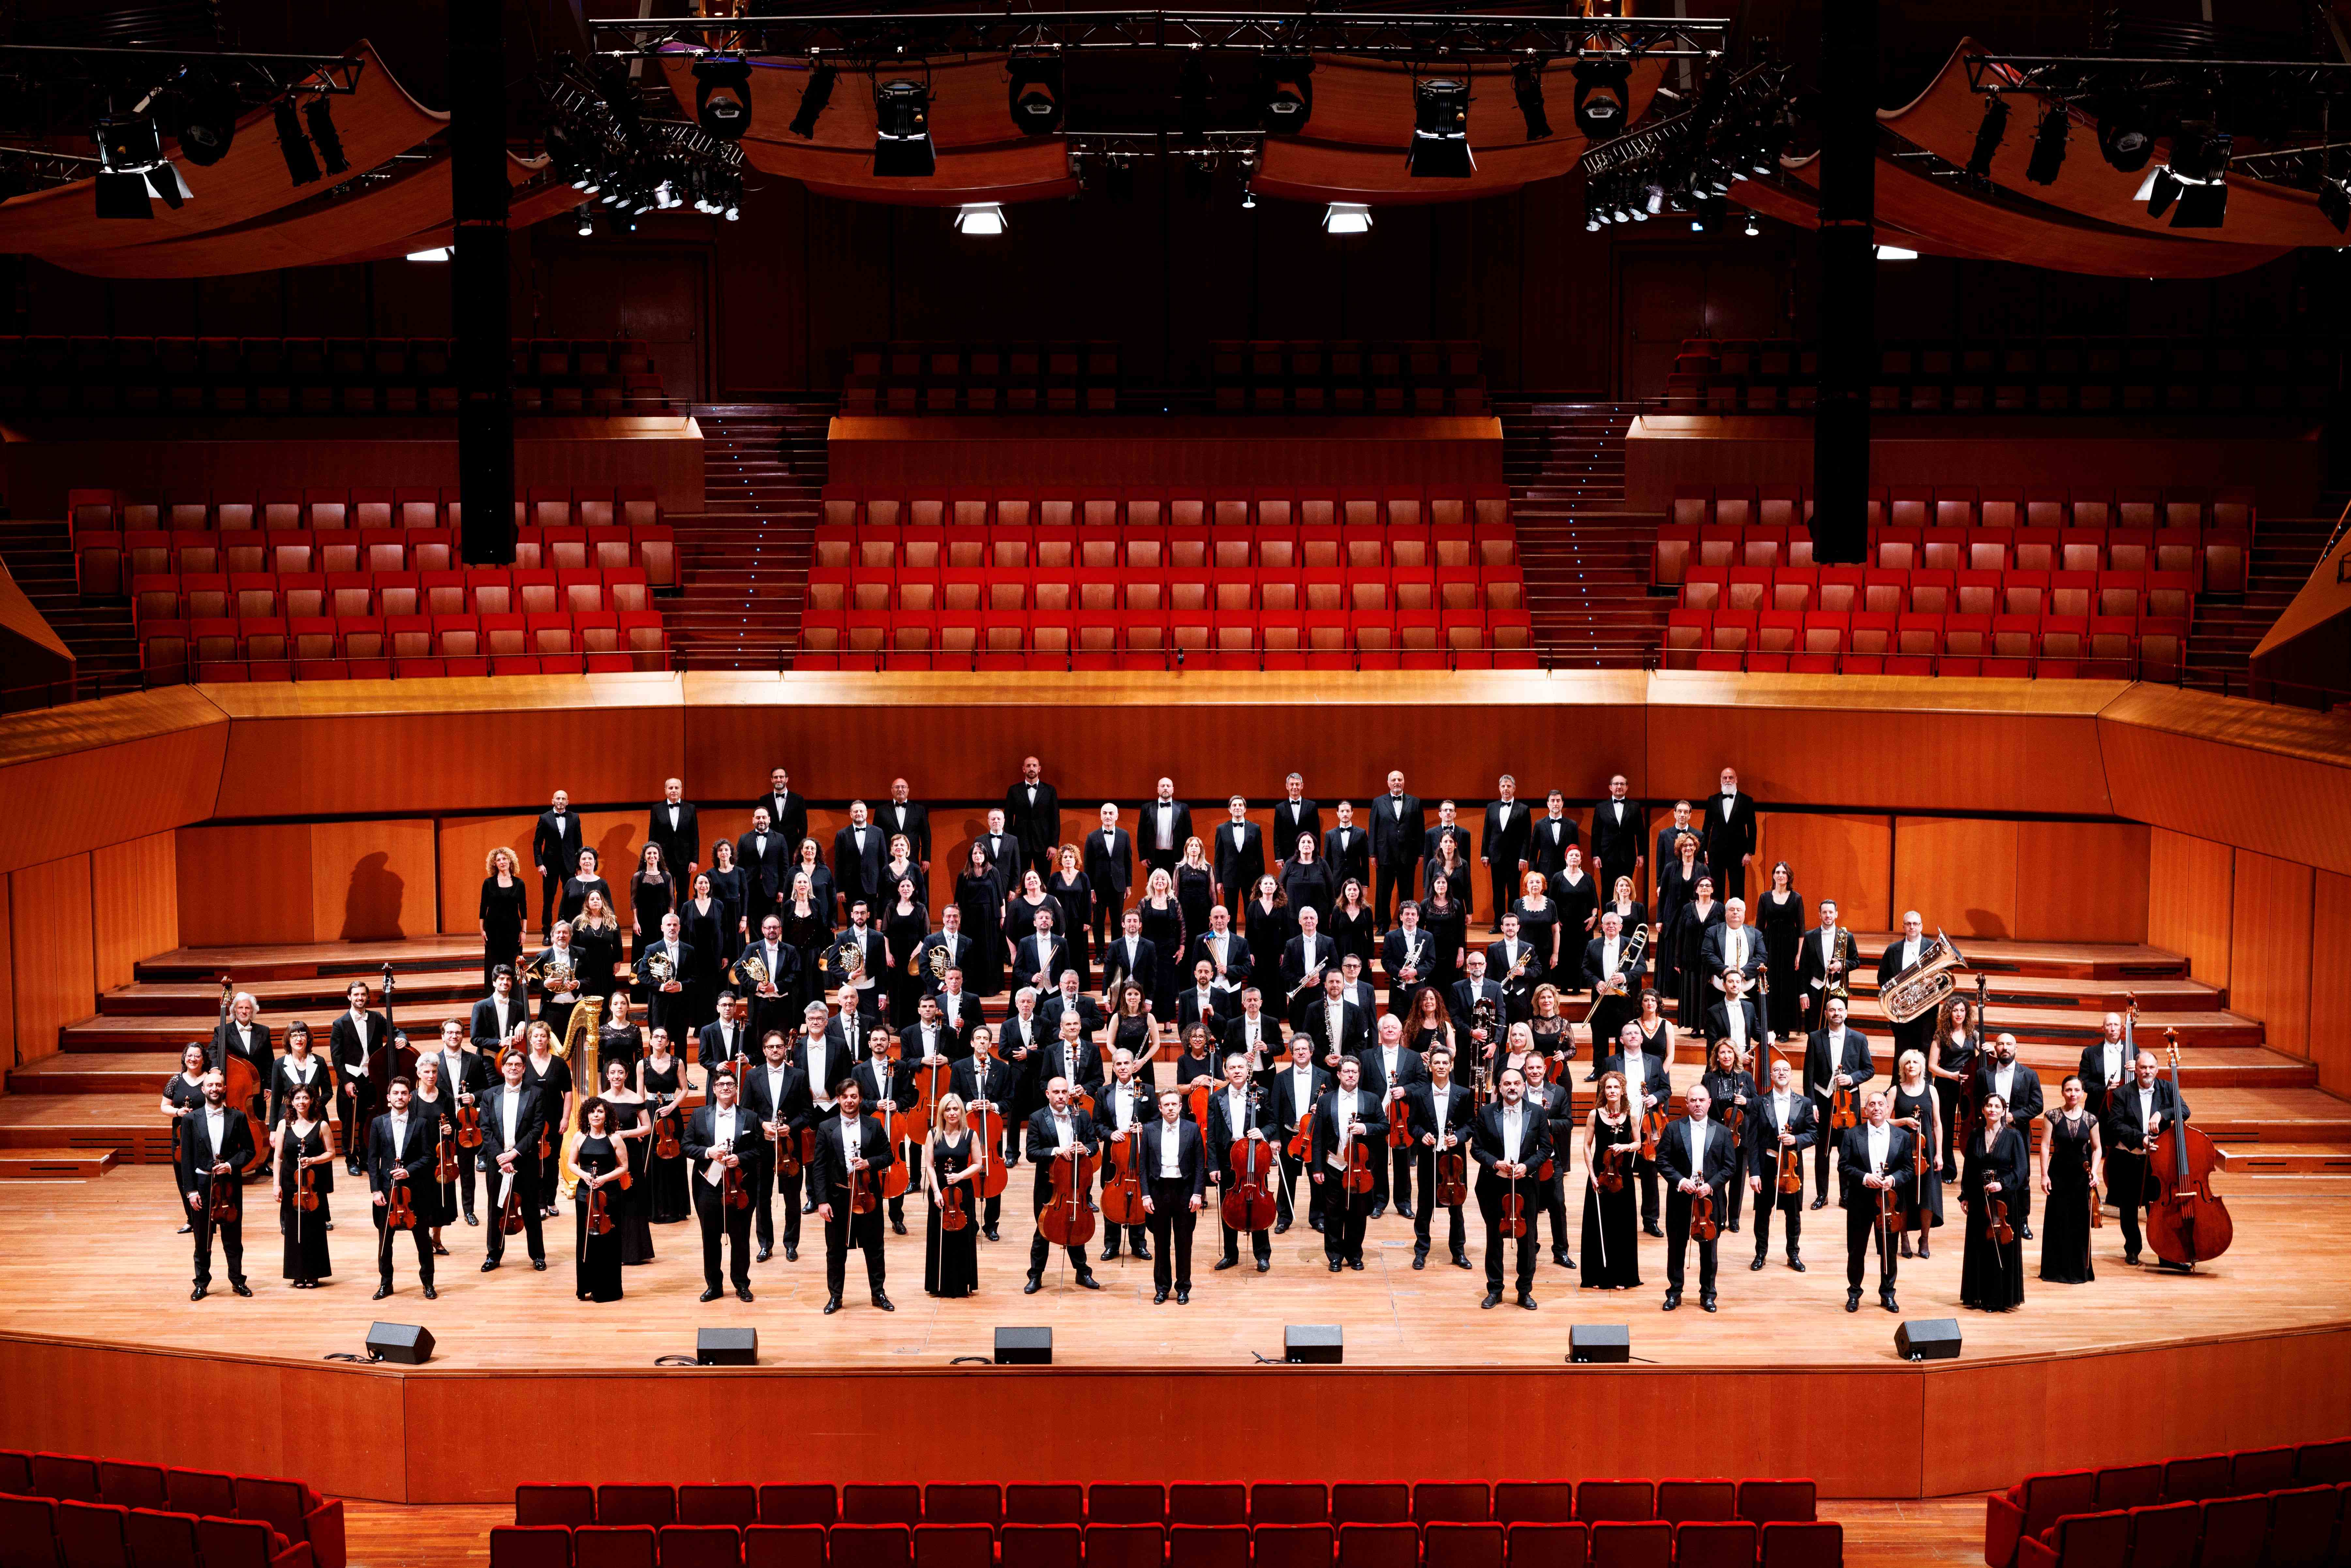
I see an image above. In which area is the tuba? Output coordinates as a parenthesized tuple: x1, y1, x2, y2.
(1881, 929, 1966, 1024)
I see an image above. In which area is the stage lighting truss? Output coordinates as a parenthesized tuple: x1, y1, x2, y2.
(540, 55, 747, 221)
(1578, 57, 1790, 228)
(1066, 127, 1262, 187)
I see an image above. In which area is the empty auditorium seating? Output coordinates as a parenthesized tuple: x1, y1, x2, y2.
(0, 1450, 343, 1568)
(803, 486, 1529, 671)
(1982, 1438, 2350, 1568)
(1208, 341, 1488, 415)
(841, 342, 1121, 415)
(0, 336, 672, 417)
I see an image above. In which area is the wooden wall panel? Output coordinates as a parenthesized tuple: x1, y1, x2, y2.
(90, 832, 179, 991)
(2229, 848, 2315, 1057)
(308, 819, 439, 941)
(176, 825, 314, 947)
(1755, 812, 1894, 932)
(0, 688, 226, 875)
(0, 892, 14, 1069)
(2012, 821, 2149, 943)
(2147, 828, 2235, 990)
(1892, 817, 2020, 938)
(2310, 870, 2351, 1096)
(436, 815, 540, 936)
(8, 853, 94, 1065)
(2101, 687, 2351, 879)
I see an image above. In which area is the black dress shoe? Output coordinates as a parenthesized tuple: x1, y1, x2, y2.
(1100, 1245, 1119, 1262)
(1809, 1197, 1827, 1210)
(1256, 1258, 1270, 1272)
(1643, 1222, 1664, 1237)
(1881, 1294, 1898, 1314)
(2020, 1224, 2034, 1240)
(1411, 1254, 1427, 1271)
(823, 1296, 842, 1314)
(372, 1286, 391, 1301)
(1789, 1255, 1806, 1272)
(1552, 1250, 1572, 1268)
(1481, 1290, 1502, 1309)
(177, 1224, 192, 1235)
(431, 1241, 450, 1257)
(1274, 1220, 1291, 1235)
(191, 1286, 208, 1301)
(984, 1227, 1001, 1242)
(532, 1259, 546, 1271)
(1845, 1289, 1861, 1313)
(786, 1244, 800, 1262)
(482, 1259, 498, 1272)
(1662, 1289, 1681, 1311)
(1397, 1202, 1415, 1219)
(423, 1284, 438, 1301)
(1329, 1260, 1344, 1273)
(2124, 1250, 2142, 1266)
(1153, 1287, 1169, 1304)
(1369, 1206, 1387, 1221)
(1075, 1272, 1103, 1290)
(892, 1220, 908, 1236)
(1348, 1257, 1365, 1271)
(1700, 1294, 1716, 1312)
(737, 1287, 755, 1303)
(1451, 1253, 1473, 1271)
(871, 1291, 892, 1310)
(1309, 1218, 1325, 1233)
(1751, 1254, 1768, 1271)
(802, 1199, 818, 1214)
(757, 1247, 773, 1263)
(1176, 1287, 1190, 1304)
(1215, 1257, 1239, 1271)
(1727, 1220, 1740, 1234)
(1518, 1292, 1538, 1310)
(231, 1279, 253, 1297)
(1135, 1245, 1152, 1261)
(700, 1286, 723, 1302)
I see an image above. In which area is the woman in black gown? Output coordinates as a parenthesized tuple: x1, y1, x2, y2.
(1002, 868, 1061, 990)
(629, 845, 677, 967)
(266, 1024, 330, 1150)
(480, 847, 529, 988)
(637, 1034, 693, 1225)
(518, 1022, 573, 1217)
(1241, 877, 1292, 980)
(923, 1094, 981, 1298)
(1424, 833, 1473, 919)
(790, 839, 835, 931)
(1959, 1093, 2029, 1311)
(678, 873, 726, 1030)
(1700, 1038, 1758, 1234)
(1600, 875, 1646, 951)
(1511, 872, 1562, 976)
(955, 847, 1009, 998)
(1580, 1070, 1642, 1289)
(565, 1099, 627, 1302)
(2037, 1074, 2101, 1286)
(1551, 847, 1600, 957)
(1327, 879, 1376, 969)
(162, 1044, 211, 1232)
(1755, 862, 1804, 1037)
(597, 1057, 656, 1265)
(572, 891, 624, 1006)
(274, 1084, 335, 1287)
(407, 1055, 456, 1256)
(1049, 846, 1094, 989)
(1175, 839, 1217, 950)
(1102, 981, 1157, 1069)
(1404, 986, 1453, 1058)
(882, 876, 931, 1027)
(595, 993, 645, 1084)
(1670, 875, 1724, 1022)
(1421, 875, 1469, 998)
(1173, 1025, 1219, 1087)
(560, 848, 610, 927)
(705, 837, 748, 966)
(1528, 984, 1572, 1074)
(1890, 1050, 1944, 1259)
(1135, 870, 1187, 1020)
(881, 837, 920, 913)
(1929, 997, 1980, 1181)
(1653, 833, 1708, 1004)
(779, 873, 831, 1010)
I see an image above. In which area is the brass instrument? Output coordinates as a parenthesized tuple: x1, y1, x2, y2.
(1823, 927, 1854, 1004)
(524, 950, 580, 997)
(928, 944, 952, 984)
(738, 951, 772, 994)
(1596, 923, 1649, 997)
(648, 949, 674, 986)
(1881, 929, 1968, 1025)
(821, 936, 866, 985)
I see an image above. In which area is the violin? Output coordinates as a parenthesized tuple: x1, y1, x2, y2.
(207, 1159, 239, 1223)
(876, 1104, 912, 1200)
(455, 1099, 484, 1150)
(766, 1109, 804, 1179)
(1689, 1183, 1718, 1241)
(1433, 1128, 1469, 1209)
(1038, 1143, 1099, 1248)
(293, 1136, 322, 1213)
(1640, 1099, 1668, 1161)
(1101, 1103, 1149, 1228)
(499, 1178, 527, 1234)
(1596, 1134, 1631, 1194)
(2145, 1030, 2233, 1269)
(383, 1176, 417, 1231)
(1777, 1126, 1804, 1197)
(1386, 1086, 1413, 1149)
(435, 1126, 460, 1185)
(655, 1109, 683, 1161)
(586, 1177, 616, 1236)
(1186, 1076, 1214, 1131)
(1497, 1160, 1528, 1238)
(1829, 1081, 1858, 1132)
(937, 1135, 971, 1233)
(1287, 1108, 1315, 1162)
(847, 1151, 880, 1215)
(722, 1148, 752, 1212)
(1341, 1131, 1377, 1195)
(1222, 1098, 1278, 1233)
(1987, 1193, 2015, 1246)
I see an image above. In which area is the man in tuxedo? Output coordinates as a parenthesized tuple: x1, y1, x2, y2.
(209, 991, 273, 1136)
(836, 901, 887, 1015)
(951, 1029, 1020, 1237)
(648, 776, 700, 883)
(532, 789, 582, 939)
(1084, 804, 1134, 944)
(1004, 755, 1060, 880)
(363, 1075, 438, 1301)
(790, 1002, 853, 1147)
(1591, 774, 1643, 897)
(1471, 1065, 1548, 1308)
(999, 988, 1049, 1154)
(1522, 1053, 1576, 1268)
(734, 915, 802, 1044)
(1038, 1013, 1106, 1106)
(1204, 1053, 1275, 1271)
(929, 965, 977, 1054)
(2078, 1011, 2135, 1123)
(1702, 966, 1766, 1074)
(1702, 899, 1765, 1000)
(1359, 1012, 1426, 1220)
(1221, 985, 1280, 1081)
(684, 1070, 760, 1303)
(1176, 959, 1230, 1039)
(1322, 800, 1371, 891)
(1308, 1055, 1387, 1271)
(1699, 766, 1758, 903)
(1281, 906, 1338, 1022)
(177, 1070, 254, 1300)
(1211, 796, 1266, 908)
(1487, 912, 1544, 1024)
(1876, 911, 1935, 1059)
(1023, 1076, 1105, 1293)
(1014, 907, 1073, 995)
(1336, 954, 1377, 1025)
(1424, 800, 1474, 897)
(1094, 1049, 1157, 1262)
(477, 1049, 546, 1269)
(1839, 1090, 1914, 1313)
(1658, 1082, 1737, 1312)
(741, 1031, 811, 1262)
(1137, 1089, 1207, 1303)
(1301, 968, 1367, 1071)
(2105, 1048, 2190, 1268)
(1407, 1042, 1476, 1271)
(851, 1041, 918, 1234)
(427, 1019, 486, 1224)
(974, 810, 1017, 889)
(1972, 1031, 2044, 1238)
(1039, 973, 1103, 1053)
(634, 911, 692, 1038)
(810, 1078, 896, 1312)
(1804, 997, 1875, 1207)
(920, 906, 974, 1004)
(1382, 900, 1435, 1008)
(1797, 899, 1855, 1032)
(700, 992, 753, 1076)
(900, 994, 961, 1096)
(1482, 776, 1533, 929)
(331, 979, 390, 1175)
(734, 808, 789, 931)
(1602, 1020, 1673, 1233)
(469, 966, 527, 1058)
(1450, 951, 1505, 1077)
(1272, 775, 1320, 870)
(832, 803, 884, 920)
(1268, 1036, 1329, 1233)
(876, 777, 931, 874)
(1582, 911, 1646, 1064)
(1103, 908, 1160, 1007)
(1529, 789, 1581, 879)
(760, 767, 809, 858)
(1136, 778, 1192, 879)
(1190, 904, 1252, 1000)
(1745, 1055, 1815, 1271)
(1370, 770, 1425, 928)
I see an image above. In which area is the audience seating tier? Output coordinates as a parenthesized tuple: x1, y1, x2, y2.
(1206, 341, 1488, 416)
(841, 342, 1123, 416)
(0, 1450, 343, 1568)
(1982, 1437, 2349, 1568)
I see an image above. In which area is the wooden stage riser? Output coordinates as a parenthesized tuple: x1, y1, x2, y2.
(2, 1331, 2346, 1506)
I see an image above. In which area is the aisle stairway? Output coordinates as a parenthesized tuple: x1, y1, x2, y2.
(2182, 505, 2339, 695)
(1493, 401, 1668, 668)
(662, 403, 832, 670)
(0, 518, 140, 706)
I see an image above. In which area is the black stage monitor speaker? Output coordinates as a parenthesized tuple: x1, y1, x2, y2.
(1896, 1318, 1962, 1361)
(1569, 1325, 1630, 1364)
(697, 1328, 758, 1366)
(366, 1323, 434, 1364)
(996, 1327, 1053, 1364)
(1285, 1325, 1343, 1364)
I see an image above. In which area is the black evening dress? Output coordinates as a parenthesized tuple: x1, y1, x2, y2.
(1137, 898, 1186, 1017)
(479, 875, 528, 986)
(572, 1134, 626, 1302)
(560, 874, 611, 926)
(521, 1053, 573, 1209)
(1421, 896, 1468, 997)
(1243, 898, 1293, 979)
(679, 897, 725, 1029)
(884, 904, 930, 1026)
(1756, 889, 1805, 1035)
(572, 921, 622, 1001)
(924, 1132, 980, 1298)
(1960, 1125, 2030, 1310)
(278, 1120, 334, 1282)
(1652, 861, 1709, 998)
(956, 875, 1008, 996)
(1326, 902, 1376, 968)
(1893, 1084, 1945, 1229)
(606, 1099, 656, 1265)
(1050, 872, 1094, 987)
(779, 901, 831, 1009)
(1551, 873, 1600, 956)
(1511, 897, 1561, 974)
(640, 1056, 692, 1223)
(597, 1022, 645, 1084)
(166, 1073, 206, 1224)
(1580, 1112, 1642, 1289)
(1175, 866, 1216, 951)
(706, 864, 748, 964)
(2038, 1110, 2097, 1285)
(629, 875, 675, 965)
(1670, 899, 1724, 1021)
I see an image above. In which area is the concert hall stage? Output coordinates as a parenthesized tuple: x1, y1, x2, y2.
(1, 1169, 2344, 1504)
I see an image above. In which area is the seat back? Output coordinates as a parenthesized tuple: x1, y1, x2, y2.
(520, 1487, 597, 1528)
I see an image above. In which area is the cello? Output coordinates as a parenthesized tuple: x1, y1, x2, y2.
(1100, 1096, 1149, 1231)
(967, 1103, 1008, 1203)
(212, 976, 269, 1174)
(1222, 1089, 1279, 1233)
(2144, 1029, 2232, 1270)
(1038, 1141, 1099, 1252)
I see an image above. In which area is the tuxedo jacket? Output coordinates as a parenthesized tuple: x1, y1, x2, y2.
(1035, 1038, 1105, 1099)
(1744, 1089, 1819, 1175)
(898, 1022, 966, 1070)
(1836, 1124, 1918, 1209)
(1370, 793, 1426, 868)
(2076, 1038, 2137, 1105)
(1804, 1027, 1876, 1101)
(1700, 923, 1766, 988)
(1655, 823, 1700, 874)
(831, 825, 887, 908)
(269, 1054, 332, 1125)
(1015, 934, 1075, 992)
(1698, 790, 1758, 870)
(1187, 929, 1253, 994)
(1297, 997, 1369, 1063)
(1268, 1065, 1331, 1143)
(1469, 1100, 1553, 1200)
(1004, 779, 1061, 859)
(1482, 800, 1532, 868)
(1423, 822, 1475, 869)
(1280, 932, 1338, 998)
(997, 1013, 1049, 1078)
(1971, 1060, 2046, 1130)
(329, 1012, 390, 1084)
(1220, 1010, 1282, 1069)
(699, 1019, 756, 1073)
(876, 800, 932, 866)
(469, 994, 529, 1051)
(1589, 798, 1642, 871)
(648, 801, 700, 875)
(365, 1110, 440, 1194)
(474, 1084, 547, 1168)
(1136, 1117, 1208, 1200)
(1038, 993, 1103, 1041)
(1213, 820, 1266, 901)
(1092, 1079, 1159, 1142)
(633, 939, 693, 990)
(1528, 814, 1583, 877)
(1406, 1080, 1477, 1150)
(739, 1060, 814, 1137)
(1176, 987, 1232, 1037)
(1700, 997, 1766, 1052)
(1205, 1084, 1271, 1169)
(851, 1058, 920, 1119)
(1526, 1082, 1576, 1161)
(1448, 977, 1505, 1041)
(1272, 799, 1322, 861)
(758, 792, 809, 859)
(1485, 938, 1545, 990)
(1655, 1116, 1740, 1198)
(2104, 1078, 2189, 1151)
(684, 1103, 762, 1178)
(1099, 934, 1161, 999)
(950, 1055, 1021, 1119)
(426, 1046, 487, 1104)
(1320, 824, 1371, 888)
(731, 939, 803, 998)
(1596, 1050, 1674, 1112)
(1796, 926, 1856, 996)
(533, 811, 583, 878)
(1357, 1042, 1428, 1106)
(927, 988, 979, 1046)
(835, 926, 887, 988)
(1084, 828, 1134, 908)
(1308, 1088, 1389, 1170)
(1022, 1106, 1100, 1204)
(805, 1113, 897, 1207)
(734, 830, 790, 914)
(209, 1018, 273, 1080)
(1582, 935, 1648, 997)
(1381, 925, 1439, 995)
(1878, 937, 1935, 990)
(787, 1029, 858, 1101)
(919, 930, 976, 989)
(176, 1107, 255, 1200)
(1133, 799, 1194, 860)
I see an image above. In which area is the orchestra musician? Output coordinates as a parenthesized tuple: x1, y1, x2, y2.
(532, 789, 582, 940)
(1205, 1053, 1275, 1271)
(700, 992, 754, 1076)
(1359, 1014, 1426, 1220)
(1839, 1090, 1915, 1314)
(1023, 1076, 1105, 1293)
(1302, 967, 1368, 1071)
(1598, 1020, 1671, 1234)
(1220, 984, 1280, 1088)
(1795, 899, 1852, 1032)
(1698, 768, 1757, 904)
(1744, 1056, 1814, 1272)
(1701, 966, 1765, 1075)
(1698, 1036, 1757, 1234)
(477, 1048, 548, 1272)
(1877, 912, 1936, 1059)
(469, 965, 528, 1058)
(1590, 775, 1643, 898)
(1308, 1055, 1387, 1271)
(1473, 1065, 1549, 1309)
(1521, 1052, 1575, 1269)
(1656, 1082, 1737, 1313)
(1268, 1036, 1329, 1235)
(1449, 951, 1503, 1081)
(1582, 912, 1645, 1064)
(427, 1019, 486, 1226)
(949, 1024, 1018, 1239)
(366, 1075, 438, 1300)
(1138, 1089, 1207, 1303)
(1803, 997, 1873, 1208)
(330, 979, 389, 1176)
(1381, 900, 1435, 1011)
(1213, 798, 1266, 910)
(1486, 912, 1543, 1026)
(1322, 802, 1370, 893)
(811, 1078, 897, 1312)
(741, 1031, 813, 1263)
(633, 911, 692, 1040)
(265, 1023, 330, 1142)
(684, 1069, 758, 1304)
(851, 1030, 917, 1235)
(1405, 1042, 1475, 1272)
(1970, 1033, 2044, 1240)
(1369, 771, 1426, 929)
(1274, 776, 1321, 879)
(210, 991, 273, 1137)
(177, 1069, 253, 1300)
(2078, 1012, 2133, 1123)
(1094, 1048, 1157, 1263)
(2103, 1049, 2190, 1271)
(1004, 756, 1059, 881)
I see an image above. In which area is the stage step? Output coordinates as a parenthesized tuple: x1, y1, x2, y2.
(0, 1096, 176, 1163)
(0, 1146, 118, 1180)
(103, 967, 495, 1016)
(2216, 1141, 2351, 1175)
(137, 936, 491, 984)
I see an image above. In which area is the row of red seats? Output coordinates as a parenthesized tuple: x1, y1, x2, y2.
(821, 489, 1512, 539)
(1663, 375, 2323, 415)
(1653, 526, 2244, 593)
(1666, 487, 2251, 533)
(850, 342, 1119, 379)
(844, 384, 1121, 415)
(0, 1450, 342, 1568)
(140, 610, 668, 682)
(521, 1480, 1819, 1529)
(2, 1493, 308, 1568)
(4, 334, 652, 379)
(1676, 335, 2326, 382)
(7, 379, 669, 417)
(820, 523, 1515, 577)
(94, 536, 671, 598)
(2007, 1485, 2346, 1568)
(1212, 339, 1484, 380)
(1985, 1439, 2350, 1568)
(1677, 568, 2194, 621)
(1663, 610, 2184, 680)
(128, 567, 653, 624)
(1210, 383, 1488, 415)
(797, 606, 1535, 671)
(69, 485, 663, 534)
(810, 566, 1526, 617)
(488, 1520, 1836, 1568)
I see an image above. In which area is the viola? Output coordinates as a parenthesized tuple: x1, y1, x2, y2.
(1596, 1138, 1630, 1194)
(2145, 1030, 2233, 1269)
(1038, 1144, 1100, 1249)
(293, 1144, 322, 1213)
(1496, 1160, 1528, 1238)
(847, 1153, 879, 1216)
(1987, 1193, 2015, 1246)
(435, 1128, 460, 1185)
(938, 1142, 970, 1234)
(1222, 1128, 1278, 1233)
(1101, 1110, 1149, 1227)
(1640, 1100, 1668, 1161)
(876, 1104, 912, 1200)
(207, 1160, 239, 1223)
(768, 1112, 803, 1179)
(1287, 1109, 1314, 1162)
(655, 1110, 683, 1161)
(1829, 1082, 1858, 1132)
(1777, 1133, 1804, 1197)
(967, 1104, 1008, 1202)
(586, 1177, 616, 1236)
(499, 1179, 527, 1235)
(1341, 1132, 1377, 1196)
(907, 1056, 952, 1147)
(455, 1101, 484, 1150)
(1387, 1088, 1413, 1149)
(1434, 1138, 1469, 1208)
(1689, 1184, 1718, 1241)
(383, 1176, 417, 1231)
(722, 1153, 751, 1211)
(1187, 1077, 1214, 1131)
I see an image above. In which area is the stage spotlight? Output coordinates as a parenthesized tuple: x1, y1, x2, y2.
(695, 56, 754, 139)
(406, 247, 450, 262)
(1178, 51, 1210, 141)
(1008, 55, 1063, 135)
(1241, 187, 1257, 210)
(789, 63, 835, 138)
(953, 202, 1007, 235)
(1571, 57, 1629, 139)
(1744, 212, 1759, 236)
(303, 98, 347, 176)
(1875, 243, 1919, 261)
(1407, 77, 1473, 178)
(2170, 179, 2228, 228)
(2095, 97, 2154, 173)
(873, 78, 935, 177)
(2145, 166, 2182, 218)
(95, 116, 187, 219)
(168, 72, 240, 167)
(2025, 104, 2068, 185)
(2170, 119, 2231, 183)
(274, 98, 318, 185)
(1260, 55, 1313, 133)
(575, 206, 594, 237)
(1965, 96, 2008, 179)
(1323, 201, 1372, 234)
(1512, 60, 1552, 141)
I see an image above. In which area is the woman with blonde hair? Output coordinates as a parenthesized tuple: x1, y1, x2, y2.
(1581, 1069, 1641, 1289)
(480, 846, 528, 987)
(924, 1092, 980, 1298)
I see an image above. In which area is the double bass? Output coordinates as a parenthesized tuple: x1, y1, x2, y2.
(212, 976, 269, 1173)
(2145, 1030, 2232, 1270)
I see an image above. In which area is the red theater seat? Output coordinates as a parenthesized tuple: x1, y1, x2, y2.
(1336, 1524, 1419, 1568)
(1254, 1524, 1335, 1568)
(1000, 1528, 1080, 1568)
(912, 1526, 991, 1568)
(1083, 1525, 1164, 1568)
(1503, 1523, 1586, 1568)
(1330, 1488, 1410, 1528)
(1757, 1523, 1838, 1568)
(1168, 1527, 1246, 1568)
(1585, 1523, 1667, 1568)
(2263, 1487, 2342, 1568)
(1252, 1488, 1329, 1526)
(94, 1466, 164, 1512)
(600, 1490, 678, 1530)
(122, 1510, 199, 1568)
(1088, 1489, 1166, 1527)
(829, 1527, 912, 1568)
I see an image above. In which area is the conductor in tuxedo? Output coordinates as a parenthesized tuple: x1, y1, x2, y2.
(1370, 771, 1426, 928)
(177, 1070, 254, 1300)
(1590, 775, 1643, 896)
(740, 1034, 812, 1262)
(1273, 777, 1320, 871)
(1084, 805, 1134, 944)
(648, 777, 700, 881)
(634, 912, 693, 1038)
(477, 1050, 546, 1269)
(1005, 756, 1060, 880)
(1657, 1082, 1739, 1311)
(1838, 1090, 1915, 1312)
(685, 1070, 760, 1304)
(1023, 1077, 1105, 1292)
(1698, 767, 1758, 903)
(2104, 1048, 2191, 1269)
(1482, 777, 1533, 930)
(1137, 1090, 1208, 1302)
(1213, 799, 1266, 907)
(809, 1078, 897, 1312)
(533, 789, 582, 938)
(1472, 1067, 1550, 1308)
(759, 768, 809, 860)
(367, 1075, 440, 1300)
(1804, 997, 1875, 1205)
(1136, 779, 1193, 878)
(1876, 912, 1936, 1058)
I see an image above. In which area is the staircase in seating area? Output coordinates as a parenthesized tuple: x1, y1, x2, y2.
(2180, 501, 2341, 697)
(663, 403, 832, 670)
(0, 518, 142, 708)
(1493, 400, 1668, 669)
